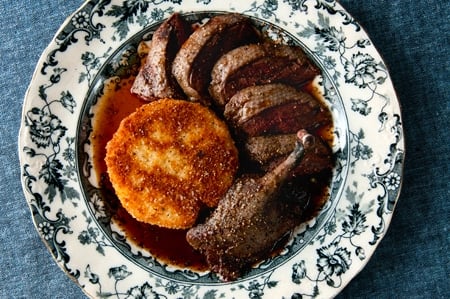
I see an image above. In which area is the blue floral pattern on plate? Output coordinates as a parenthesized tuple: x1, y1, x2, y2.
(19, 0, 404, 298)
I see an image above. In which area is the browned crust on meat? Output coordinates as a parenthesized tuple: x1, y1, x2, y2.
(223, 83, 311, 125)
(209, 43, 267, 106)
(244, 134, 297, 163)
(209, 42, 320, 106)
(172, 13, 259, 103)
(131, 14, 192, 101)
(105, 99, 239, 229)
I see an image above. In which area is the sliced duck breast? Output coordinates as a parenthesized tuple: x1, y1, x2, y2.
(224, 83, 330, 137)
(172, 13, 260, 103)
(131, 13, 193, 101)
(209, 42, 320, 106)
(224, 83, 316, 126)
(239, 99, 331, 137)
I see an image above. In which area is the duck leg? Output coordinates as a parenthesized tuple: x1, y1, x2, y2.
(186, 130, 315, 280)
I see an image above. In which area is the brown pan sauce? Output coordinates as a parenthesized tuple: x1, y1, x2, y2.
(91, 77, 333, 271)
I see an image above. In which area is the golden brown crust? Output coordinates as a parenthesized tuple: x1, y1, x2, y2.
(105, 99, 238, 229)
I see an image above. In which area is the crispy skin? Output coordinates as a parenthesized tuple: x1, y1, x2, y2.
(105, 99, 239, 229)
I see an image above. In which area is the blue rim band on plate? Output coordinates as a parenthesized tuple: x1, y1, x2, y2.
(18, 1, 404, 298)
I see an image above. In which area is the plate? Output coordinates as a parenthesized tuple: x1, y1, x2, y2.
(19, 0, 404, 298)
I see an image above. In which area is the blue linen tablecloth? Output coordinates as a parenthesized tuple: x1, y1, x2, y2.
(0, 0, 448, 298)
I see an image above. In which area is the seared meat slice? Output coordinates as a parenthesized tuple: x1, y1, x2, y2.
(239, 97, 331, 137)
(131, 13, 193, 101)
(186, 130, 314, 281)
(209, 42, 320, 106)
(172, 13, 260, 103)
(224, 83, 315, 126)
(224, 83, 331, 137)
(245, 133, 333, 176)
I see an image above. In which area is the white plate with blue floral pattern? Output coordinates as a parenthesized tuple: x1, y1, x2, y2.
(19, 0, 404, 298)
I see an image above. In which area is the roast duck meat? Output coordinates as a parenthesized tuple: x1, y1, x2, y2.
(223, 83, 333, 176)
(186, 130, 316, 281)
(130, 13, 334, 279)
(209, 42, 320, 107)
(171, 13, 261, 103)
(131, 13, 193, 101)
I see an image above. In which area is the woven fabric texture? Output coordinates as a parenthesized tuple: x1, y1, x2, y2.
(0, 1, 448, 298)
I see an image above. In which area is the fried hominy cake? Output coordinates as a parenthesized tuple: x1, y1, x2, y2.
(105, 98, 239, 229)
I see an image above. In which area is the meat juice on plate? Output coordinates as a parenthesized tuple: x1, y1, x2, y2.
(90, 75, 334, 271)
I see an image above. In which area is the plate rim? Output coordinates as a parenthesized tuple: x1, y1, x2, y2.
(19, 0, 405, 298)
